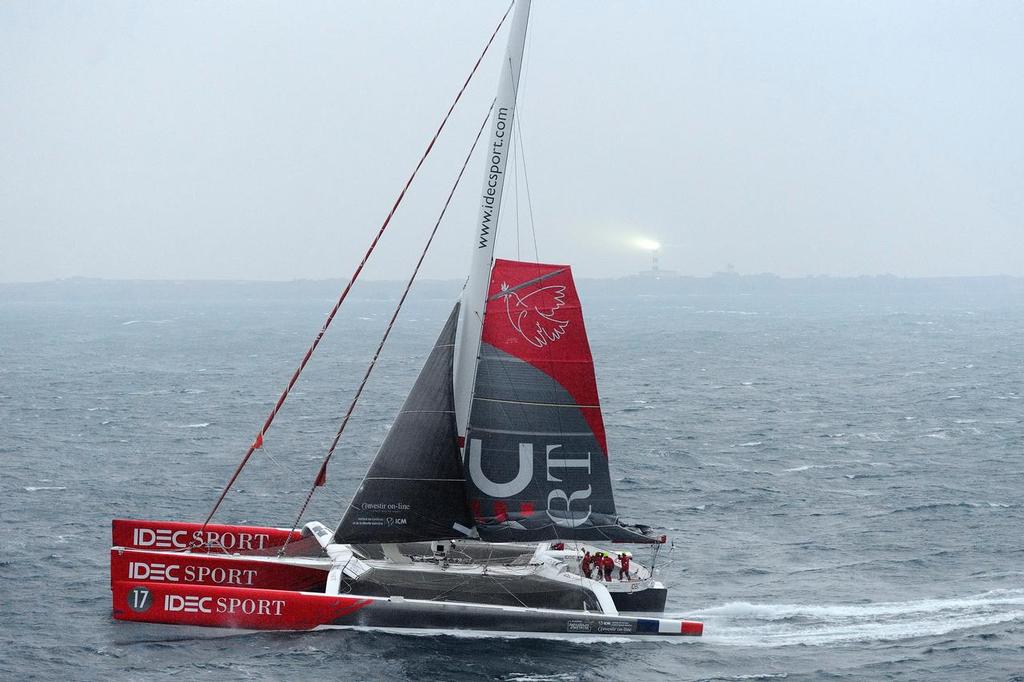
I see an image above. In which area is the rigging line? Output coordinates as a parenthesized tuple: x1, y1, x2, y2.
(513, 115, 521, 260)
(426, 574, 481, 603)
(485, 573, 531, 609)
(258, 442, 303, 482)
(515, 113, 539, 261)
(199, 2, 514, 532)
(282, 101, 497, 554)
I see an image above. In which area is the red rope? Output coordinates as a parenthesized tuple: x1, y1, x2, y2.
(200, 3, 514, 532)
(278, 101, 496, 555)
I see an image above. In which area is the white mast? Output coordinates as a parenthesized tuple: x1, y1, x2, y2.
(453, 0, 532, 442)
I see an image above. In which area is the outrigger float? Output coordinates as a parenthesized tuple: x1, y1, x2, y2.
(110, 0, 702, 639)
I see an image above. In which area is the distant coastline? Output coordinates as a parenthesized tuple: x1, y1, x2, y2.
(2, 273, 1023, 305)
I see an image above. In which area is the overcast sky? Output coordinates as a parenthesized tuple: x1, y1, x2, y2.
(2, 1, 1022, 282)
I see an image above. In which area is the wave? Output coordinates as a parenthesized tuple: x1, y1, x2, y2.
(783, 464, 836, 472)
(677, 589, 1024, 648)
(24, 486, 67, 492)
(883, 501, 1012, 514)
(172, 422, 210, 429)
(695, 310, 760, 315)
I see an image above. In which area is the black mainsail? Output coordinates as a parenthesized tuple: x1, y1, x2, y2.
(334, 305, 473, 543)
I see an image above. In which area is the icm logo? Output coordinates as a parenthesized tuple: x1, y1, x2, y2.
(164, 594, 212, 613)
(128, 561, 180, 582)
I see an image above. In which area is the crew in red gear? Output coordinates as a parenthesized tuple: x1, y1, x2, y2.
(581, 551, 593, 579)
(618, 552, 631, 580)
(602, 553, 614, 582)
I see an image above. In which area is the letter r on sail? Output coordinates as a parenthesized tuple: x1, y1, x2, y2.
(468, 439, 533, 498)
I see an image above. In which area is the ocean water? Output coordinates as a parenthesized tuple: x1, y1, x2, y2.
(1, 279, 1023, 681)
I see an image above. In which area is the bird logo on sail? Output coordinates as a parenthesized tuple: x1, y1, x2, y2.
(499, 281, 570, 347)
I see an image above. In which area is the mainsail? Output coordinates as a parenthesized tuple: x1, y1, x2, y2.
(335, 305, 473, 543)
(464, 259, 656, 543)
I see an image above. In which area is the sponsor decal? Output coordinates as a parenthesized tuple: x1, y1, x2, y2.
(478, 107, 510, 249)
(353, 501, 410, 528)
(596, 619, 636, 634)
(309, 525, 331, 540)
(566, 619, 592, 633)
(165, 594, 212, 613)
(164, 593, 285, 616)
(127, 561, 257, 586)
(359, 502, 410, 512)
(498, 280, 569, 348)
(131, 527, 272, 551)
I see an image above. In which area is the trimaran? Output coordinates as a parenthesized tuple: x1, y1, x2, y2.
(110, 0, 703, 639)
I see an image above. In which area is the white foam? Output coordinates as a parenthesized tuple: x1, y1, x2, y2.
(783, 464, 836, 472)
(24, 486, 67, 492)
(677, 589, 1024, 648)
(174, 422, 210, 428)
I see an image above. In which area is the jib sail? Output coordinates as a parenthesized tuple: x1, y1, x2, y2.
(335, 305, 474, 543)
(464, 259, 655, 543)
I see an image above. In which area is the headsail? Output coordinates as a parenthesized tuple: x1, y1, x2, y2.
(464, 259, 656, 543)
(335, 305, 474, 543)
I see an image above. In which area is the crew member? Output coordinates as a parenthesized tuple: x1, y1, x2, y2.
(602, 552, 614, 582)
(618, 552, 631, 580)
(581, 550, 593, 579)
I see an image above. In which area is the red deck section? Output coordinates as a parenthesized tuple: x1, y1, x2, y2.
(112, 519, 301, 553)
(111, 581, 371, 630)
(110, 549, 327, 591)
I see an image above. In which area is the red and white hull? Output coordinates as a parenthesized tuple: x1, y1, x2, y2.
(111, 580, 702, 637)
(110, 519, 702, 638)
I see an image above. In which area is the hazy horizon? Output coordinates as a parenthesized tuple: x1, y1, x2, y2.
(2, 1, 1022, 283)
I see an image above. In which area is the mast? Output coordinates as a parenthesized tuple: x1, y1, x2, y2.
(453, 0, 532, 443)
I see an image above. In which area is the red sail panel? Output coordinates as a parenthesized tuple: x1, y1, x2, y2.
(481, 259, 607, 454)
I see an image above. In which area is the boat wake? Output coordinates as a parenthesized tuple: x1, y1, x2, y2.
(679, 589, 1024, 647)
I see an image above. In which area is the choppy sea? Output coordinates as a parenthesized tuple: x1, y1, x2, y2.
(1, 278, 1022, 681)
